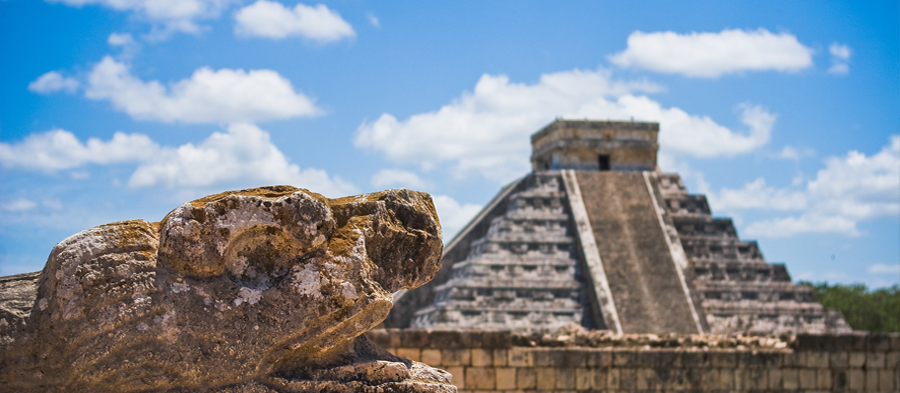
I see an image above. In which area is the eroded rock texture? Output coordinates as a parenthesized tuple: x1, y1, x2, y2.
(0, 186, 454, 393)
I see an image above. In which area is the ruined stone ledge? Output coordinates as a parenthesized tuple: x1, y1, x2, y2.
(795, 331, 900, 352)
(368, 330, 900, 392)
(368, 328, 900, 352)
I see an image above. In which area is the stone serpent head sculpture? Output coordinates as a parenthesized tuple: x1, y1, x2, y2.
(0, 186, 455, 392)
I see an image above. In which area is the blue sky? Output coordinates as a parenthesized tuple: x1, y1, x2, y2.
(1, 1, 897, 288)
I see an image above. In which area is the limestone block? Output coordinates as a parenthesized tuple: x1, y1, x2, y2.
(635, 351, 660, 368)
(507, 347, 533, 367)
(637, 350, 667, 368)
(590, 369, 607, 390)
(878, 369, 895, 392)
(799, 368, 817, 389)
(0, 186, 454, 393)
(806, 351, 830, 368)
(618, 368, 636, 390)
(868, 352, 886, 368)
(739, 350, 781, 368)
(613, 350, 636, 367)
(555, 367, 575, 389)
(718, 368, 734, 390)
(398, 348, 421, 362)
(782, 368, 800, 389)
(421, 349, 442, 366)
(699, 368, 717, 389)
(559, 349, 588, 367)
(733, 369, 747, 390)
(532, 349, 552, 366)
(887, 351, 900, 368)
(866, 368, 880, 391)
(849, 351, 867, 367)
(587, 350, 613, 367)
(683, 367, 701, 388)
(401, 329, 432, 348)
(442, 349, 471, 366)
(848, 369, 865, 390)
(492, 349, 508, 366)
(831, 351, 849, 368)
(783, 351, 805, 367)
(682, 351, 710, 368)
(816, 369, 832, 389)
(744, 368, 766, 390)
(470, 349, 492, 367)
(710, 351, 737, 368)
(867, 333, 892, 351)
(494, 367, 516, 390)
(664, 368, 687, 391)
(832, 369, 849, 390)
(606, 368, 620, 390)
(516, 367, 536, 389)
(767, 368, 783, 389)
(463, 367, 494, 390)
(535, 367, 557, 389)
(635, 368, 658, 390)
(574, 367, 591, 390)
(445, 366, 465, 389)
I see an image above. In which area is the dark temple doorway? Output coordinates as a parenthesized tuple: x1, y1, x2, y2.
(598, 155, 611, 171)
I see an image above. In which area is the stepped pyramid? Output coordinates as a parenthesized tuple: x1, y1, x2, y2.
(387, 119, 850, 335)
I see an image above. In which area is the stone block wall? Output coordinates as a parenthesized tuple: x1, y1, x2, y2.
(366, 330, 900, 392)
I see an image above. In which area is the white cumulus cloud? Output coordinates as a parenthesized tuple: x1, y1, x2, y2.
(775, 145, 815, 161)
(235, 1, 355, 42)
(608, 28, 814, 78)
(28, 71, 80, 94)
(49, 0, 233, 36)
(367, 13, 380, 28)
(828, 42, 852, 75)
(371, 169, 430, 189)
(717, 135, 900, 237)
(830, 43, 852, 60)
(84, 56, 320, 123)
(432, 195, 482, 242)
(0, 129, 158, 171)
(108, 32, 140, 59)
(355, 68, 774, 184)
(129, 123, 355, 197)
(828, 63, 849, 75)
(745, 215, 859, 238)
(0, 198, 38, 212)
(0, 125, 354, 197)
(709, 178, 808, 211)
(867, 263, 900, 275)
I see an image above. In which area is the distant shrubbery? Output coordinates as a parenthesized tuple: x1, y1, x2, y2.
(800, 282, 900, 333)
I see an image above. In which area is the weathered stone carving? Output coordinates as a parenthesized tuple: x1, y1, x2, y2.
(0, 186, 456, 392)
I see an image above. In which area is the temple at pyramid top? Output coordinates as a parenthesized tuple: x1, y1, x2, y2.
(385, 119, 850, 335)
(531, 119, 659, 172)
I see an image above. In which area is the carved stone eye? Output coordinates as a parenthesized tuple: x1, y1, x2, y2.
(158, 189, 333, 279)
(223, 225, 299, 289)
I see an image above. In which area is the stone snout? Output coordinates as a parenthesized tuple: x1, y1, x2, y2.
(0, 186, 455, 393)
